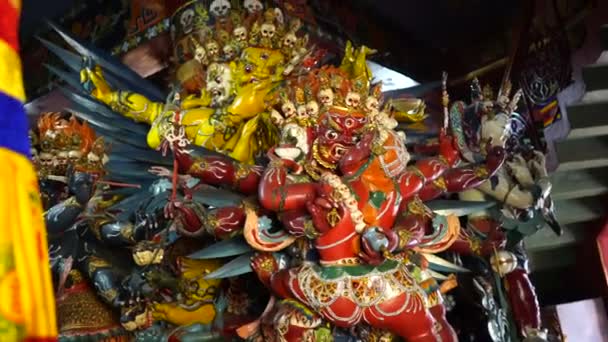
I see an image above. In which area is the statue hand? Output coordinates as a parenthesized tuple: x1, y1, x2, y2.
(507, 154, 535, 188)
(359, 228, 397, 266)
(80, 57, 112, 101)
(528, 150, 548, 179)
(250, 252, 278, 288)
(148, 166, 173, 178)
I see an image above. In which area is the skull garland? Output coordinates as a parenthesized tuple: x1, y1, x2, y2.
(260, 22, 277, 48)
(205, 40, 220, 62)
(305, 101, 319, 119)
(232, 26, 248, 44)
(244, 0, 263, 15)
(281, 33, 297, 53)
(209, 0, 231, 18)
(317, 88, 334, 108)
(281, 100, 297, 119)
(222, 44, 237, 61)
(189, 37, 207, 65)
(180, 9, 195, 35)
(345, 91, 361, 109)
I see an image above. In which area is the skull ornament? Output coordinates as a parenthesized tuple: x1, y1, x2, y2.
(261, 23, 276, 40)
(233, 26, 247, 42)
(305, 101, 319, 118)
(205, 41, 220, 61)
(282, 33, 297, 49)
(39, 152, 54, 167)
(345, 92, 361, 109)
(296, 105, 307, 118)
(210, 0, 231, 18)
(180, 9, 195, 34)
(365, 97, 380, 114)
(68, 150, 82, 163)
(317, 88, 334, 107)
(194, 46, 206, 64)
(281, 101, 297, 118)
(244, 0, 263, 14)
(223, 45, 236, 60)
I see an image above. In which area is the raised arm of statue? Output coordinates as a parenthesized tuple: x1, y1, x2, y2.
(81, 63, 164, 124)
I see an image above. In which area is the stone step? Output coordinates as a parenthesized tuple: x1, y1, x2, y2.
(567, 100, 608, 139)
(525, 222, 589, 252)
(582, 62, 608, 92)
(555, 136, 608, 172)
(551, 168, 608, 200)
(554, 197, 604, 225)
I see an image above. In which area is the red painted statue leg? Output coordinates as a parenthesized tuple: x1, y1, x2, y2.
(505, 268, 541, 337)
(429, 304, 458, 342)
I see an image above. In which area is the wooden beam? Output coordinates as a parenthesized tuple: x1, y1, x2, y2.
(552, 168, 608, 200)
(555, 136, 608, 172)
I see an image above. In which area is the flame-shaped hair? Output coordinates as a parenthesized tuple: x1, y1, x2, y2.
(37, 113, 96, 153)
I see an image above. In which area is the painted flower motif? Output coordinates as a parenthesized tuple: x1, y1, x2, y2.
(258, 215, 272, 230)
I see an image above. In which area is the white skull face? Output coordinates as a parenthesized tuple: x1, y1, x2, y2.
(210, 0, 231, 17)
(87, 152, 100, 163)
(56, 151, 68, 165)
(481, 113, 511, 147)
(223, 45, 236, 60)
(206, 63, 233, 106)
(281, 101, 296, 118)
(68, 150, 82, 163)
(345, 92, 361, 108)
(261, 23, 276, 39)
(282, 33, 297, 49)
(233, 26, 247, 42)
(180, 9, 195, 34)
(365, 97, 379, 113)
(194, 46, 206, 63)
(296, 105, 307, 118)
(39, 152, 54, 166)
(305, 101, 319, 118)
(317, 88, 334, 107)
(244, 0, 263, 14)
(205, 42, 219, 58)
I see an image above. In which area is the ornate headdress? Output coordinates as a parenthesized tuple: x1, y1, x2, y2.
(171, 0, 310, 66)
(37, 113, 96, 154)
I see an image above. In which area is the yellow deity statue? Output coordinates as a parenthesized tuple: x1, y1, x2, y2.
(80, 3, 312, 164)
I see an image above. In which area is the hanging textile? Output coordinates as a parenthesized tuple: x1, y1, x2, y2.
(0, 0, 58, 340)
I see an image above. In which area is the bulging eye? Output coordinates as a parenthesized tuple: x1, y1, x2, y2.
(325, 130, 338, 140)
(344, 118, 354, 128)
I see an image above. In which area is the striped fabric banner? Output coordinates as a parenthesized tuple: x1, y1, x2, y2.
(0, 1, 58, 341)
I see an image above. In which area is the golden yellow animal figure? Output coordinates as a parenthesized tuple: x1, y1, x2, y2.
(150, 257, 222, 326)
